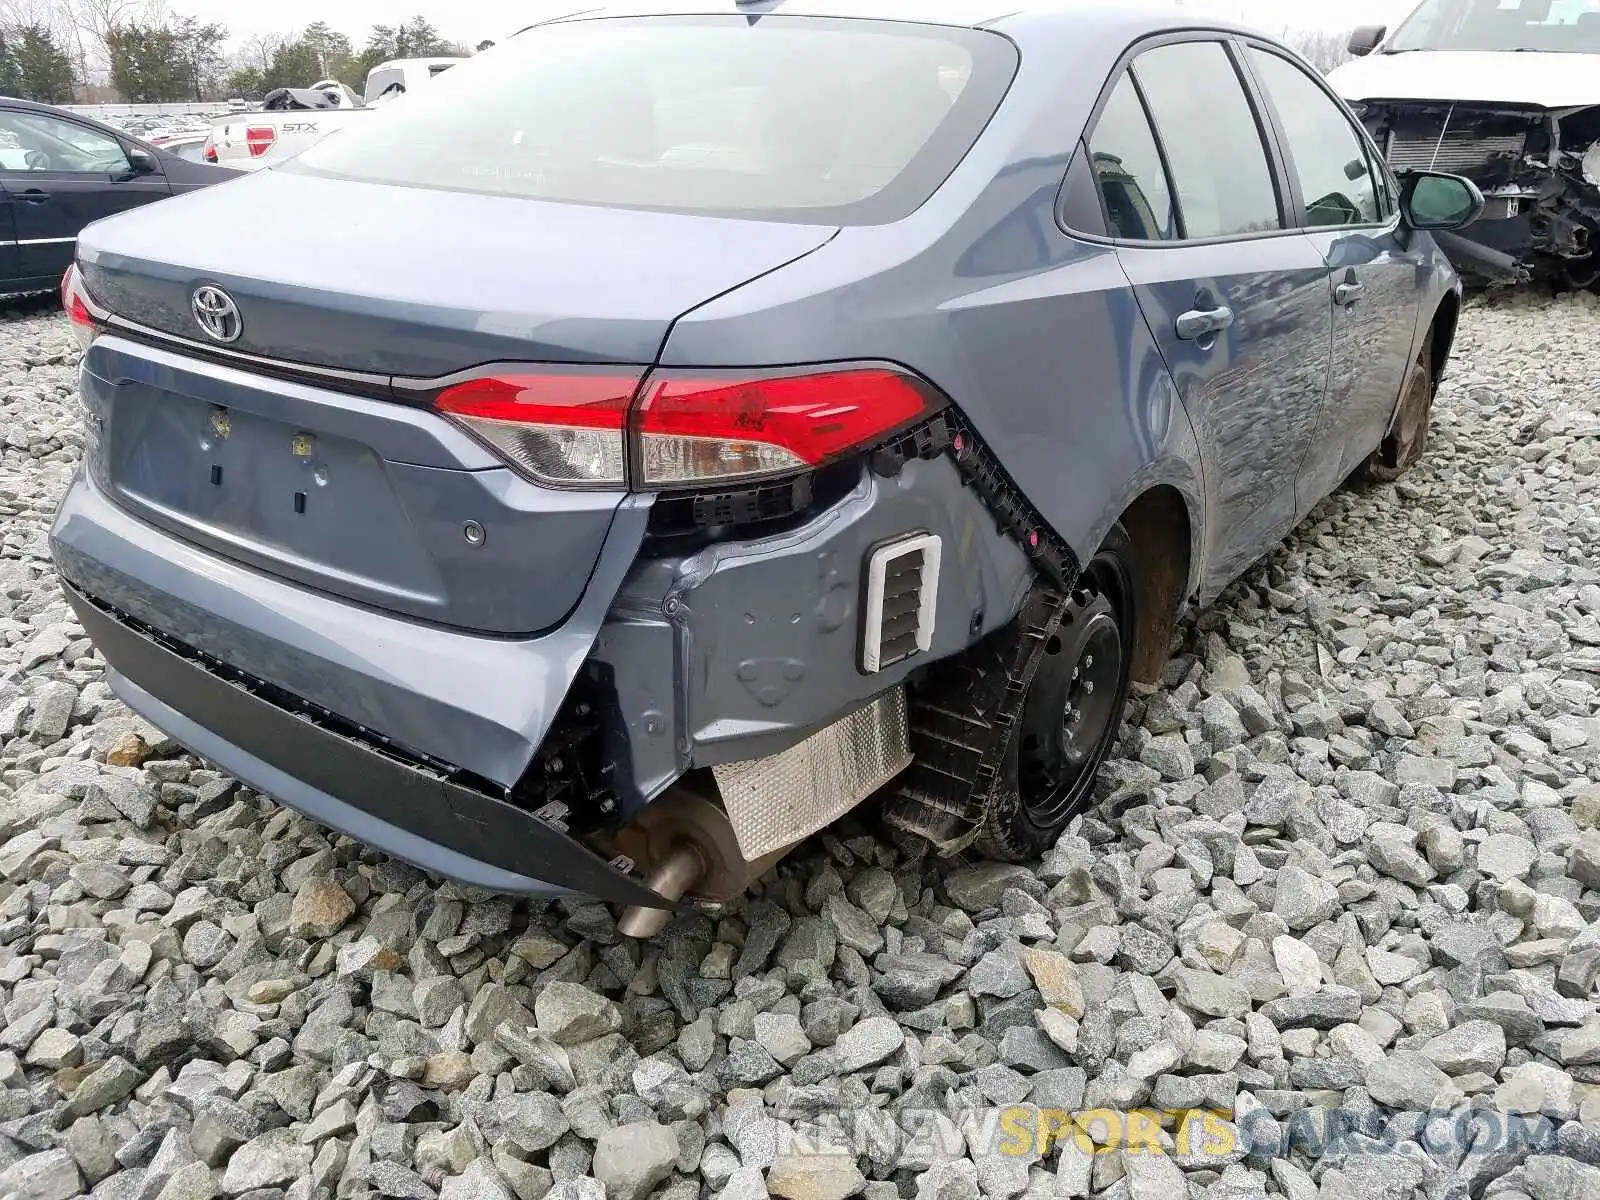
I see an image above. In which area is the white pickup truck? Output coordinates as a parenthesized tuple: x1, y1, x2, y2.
(204, 57, 465, 169)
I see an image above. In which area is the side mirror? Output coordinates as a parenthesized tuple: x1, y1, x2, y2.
(1401, 172, 1486, 231)
(126, 148, 159, 176)
(1348, 25, 1386, 57)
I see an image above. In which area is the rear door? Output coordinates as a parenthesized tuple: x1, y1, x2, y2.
(1241, 44, 1425, 509)
(0, 108, 169, 279)
(1100, 38, 1334, 596)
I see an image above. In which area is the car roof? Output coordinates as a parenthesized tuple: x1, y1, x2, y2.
(368, 57, 467, 69)
(523, 0, 1259, 41)
(0, 96, 137, 137)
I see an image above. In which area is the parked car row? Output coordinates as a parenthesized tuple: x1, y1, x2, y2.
(0, 54, 468, 296)
(0, 97, 236, 296)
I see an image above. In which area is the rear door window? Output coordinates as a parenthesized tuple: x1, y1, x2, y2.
(0, 111, 130, 174)
(1130, 41, 1282, 239)
(1246, 48, 1382, 228)
(1085, 75, 1177, 241)
(295, 15, 1018, 225)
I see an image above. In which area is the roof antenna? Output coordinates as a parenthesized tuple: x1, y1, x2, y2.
(734, 0, 781, 22)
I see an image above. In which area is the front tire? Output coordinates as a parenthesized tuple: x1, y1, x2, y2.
(975, 523, 1138, 862)
(1359, 345, 1435, 483)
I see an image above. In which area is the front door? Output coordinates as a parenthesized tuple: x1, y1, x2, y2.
(1241, 45, 1427, 508)
(0, 108, 169, 281)
(0, 185, 19, 291)
(1094, 38, 1334, 596)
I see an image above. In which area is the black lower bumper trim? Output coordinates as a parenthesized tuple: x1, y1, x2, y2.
(62, 581, 674, 908)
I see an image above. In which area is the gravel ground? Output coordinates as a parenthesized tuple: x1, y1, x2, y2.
(1, 293, 1599, 1200)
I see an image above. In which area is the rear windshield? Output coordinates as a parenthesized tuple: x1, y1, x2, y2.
(290, 15, 1018, 224)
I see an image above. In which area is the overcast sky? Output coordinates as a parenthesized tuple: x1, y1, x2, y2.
(164, 0, 1420, 49)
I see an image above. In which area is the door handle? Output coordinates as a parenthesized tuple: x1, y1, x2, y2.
(17, 189, 49, 205)
(1335, 281, 1364, 306)
(1175, 305, 1234, 342)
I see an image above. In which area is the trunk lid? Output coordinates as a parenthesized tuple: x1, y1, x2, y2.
(76, 168, 837, 376)
(75, 172, 836, 634)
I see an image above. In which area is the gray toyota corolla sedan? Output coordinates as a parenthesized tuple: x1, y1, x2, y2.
(52, 0, 1483, 933)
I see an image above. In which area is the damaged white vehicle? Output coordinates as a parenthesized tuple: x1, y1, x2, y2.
(1331, 0, 1600, 287)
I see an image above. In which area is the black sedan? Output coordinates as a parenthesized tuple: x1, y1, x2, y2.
(0, 97, 237, 296)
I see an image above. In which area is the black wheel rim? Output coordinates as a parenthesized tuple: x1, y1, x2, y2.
(1015, 562, 1130, 828)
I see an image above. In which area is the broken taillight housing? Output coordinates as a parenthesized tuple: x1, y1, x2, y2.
(61, 264, 96, 351)
(433, 365, 938, 492)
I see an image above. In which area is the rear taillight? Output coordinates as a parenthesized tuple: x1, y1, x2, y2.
(435, 370, 641, 487)
(245, 126, 276, 158)
(633, 368, 930, 488)
(433, 365, 936, 492)
(61, 264, 96, 351)
(203, 137, 218, 163)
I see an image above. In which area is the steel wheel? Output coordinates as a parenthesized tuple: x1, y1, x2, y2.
(976, 524, 1137, 862)
(1016, 590, 1124, 827)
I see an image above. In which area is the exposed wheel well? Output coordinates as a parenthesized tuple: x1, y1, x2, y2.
(1115, 485, 1191, 685)
(1428, 292, 1461, 385)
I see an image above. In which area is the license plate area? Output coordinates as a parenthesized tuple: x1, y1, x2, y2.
(104, 381, 440, 601)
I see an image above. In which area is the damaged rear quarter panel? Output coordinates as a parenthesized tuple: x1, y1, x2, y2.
(589, 455, 1033, 812)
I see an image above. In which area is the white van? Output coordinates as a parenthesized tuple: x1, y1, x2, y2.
(1330, 0, 1600, 286)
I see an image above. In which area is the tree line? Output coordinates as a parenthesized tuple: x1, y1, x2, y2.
(0, 1, 478, 105)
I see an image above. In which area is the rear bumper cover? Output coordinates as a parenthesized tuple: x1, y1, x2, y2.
(51, 468, 649, 792)
(61, 579, 670, 905)
(51, 470, 668, 905)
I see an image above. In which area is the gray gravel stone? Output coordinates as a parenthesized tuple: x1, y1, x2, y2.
(1272, 866, 1341, 931)
(592, 1123, 678, 1200)
(0, 1149, 82, 1200)
(831, 1017, 904, 1073)
(220, 1129, 312, 1194)
(1422, 1020, 1508, 1076)
(1364, 1051, 1452, 1110)
(535, 983, 622, 1046)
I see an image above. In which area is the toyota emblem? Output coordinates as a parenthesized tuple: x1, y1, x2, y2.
(191, 286, 243, 344)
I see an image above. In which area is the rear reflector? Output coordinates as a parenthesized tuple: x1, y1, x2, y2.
(435, 371, 641, 487)
(433, 365, 935, 492)
(245, 126, 277, 157)
(61, 264, 95, 351)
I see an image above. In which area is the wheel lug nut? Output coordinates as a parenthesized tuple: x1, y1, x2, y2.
(1084, 655, 1094, 669)
(1084, 682, 1095, 695)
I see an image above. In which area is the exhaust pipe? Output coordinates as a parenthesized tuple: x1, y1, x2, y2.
(616, 842, 706, 939)
(609, 748, 872, 937)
